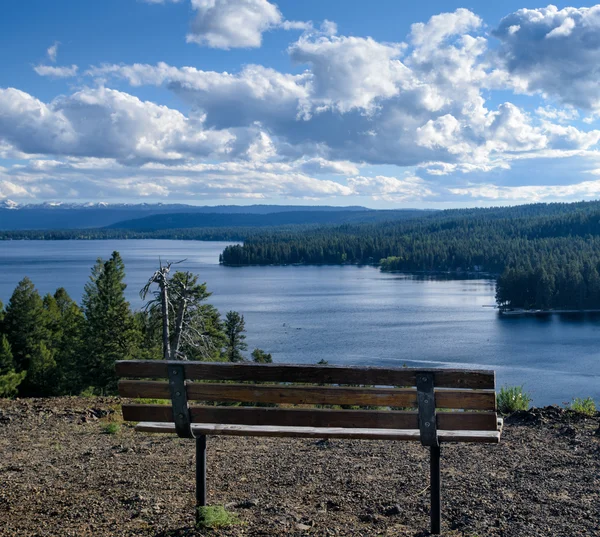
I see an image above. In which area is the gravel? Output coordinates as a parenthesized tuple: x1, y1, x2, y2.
(0, 397, 598, 536)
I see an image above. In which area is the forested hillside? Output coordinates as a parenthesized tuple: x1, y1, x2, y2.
(220, 201, 600, 311)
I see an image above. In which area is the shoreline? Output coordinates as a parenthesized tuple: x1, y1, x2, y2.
(499, 308, 600, 316)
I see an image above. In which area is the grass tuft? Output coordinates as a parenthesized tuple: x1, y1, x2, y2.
(196, 505, 240, 529)
(102, 423, 120, 435)
(568, 397, 597, 417)
(497, 385, 532, 414)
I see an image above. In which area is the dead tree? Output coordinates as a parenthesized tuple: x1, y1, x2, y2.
(141, 261, 216, 361)
(140, 260, 180, 361)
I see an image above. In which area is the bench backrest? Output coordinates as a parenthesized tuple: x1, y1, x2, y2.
(116, 360, 497, 442)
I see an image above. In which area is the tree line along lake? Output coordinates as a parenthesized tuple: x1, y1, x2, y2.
(1, 239, 599, 407)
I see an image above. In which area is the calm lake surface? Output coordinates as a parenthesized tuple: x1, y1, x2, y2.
(1, 239, 599, 406)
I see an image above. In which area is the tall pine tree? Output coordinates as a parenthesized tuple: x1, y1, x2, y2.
(3, 277, 50, 394)
(82, 252, 139, 393)
(224, 311, 247, 362)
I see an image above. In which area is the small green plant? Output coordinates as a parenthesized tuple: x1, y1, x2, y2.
(497, 385, 532, 414)
(196, 506, 240, 529)
(80, 386, 97, 398)
(137, 398, 171, 405)
(102, 423, 121, 435)
(568, 397, 597, 417)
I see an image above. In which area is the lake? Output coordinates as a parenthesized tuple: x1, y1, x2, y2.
(1, 239, 599, 406)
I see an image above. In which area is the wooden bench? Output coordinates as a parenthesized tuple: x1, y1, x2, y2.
(116, 360, 503, 534)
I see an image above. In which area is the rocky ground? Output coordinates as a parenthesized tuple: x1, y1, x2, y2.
(0, 397, 599, 537)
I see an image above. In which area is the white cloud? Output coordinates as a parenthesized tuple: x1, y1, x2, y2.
(450, 179, 600, 202)
(7, 7, 600, 204)
(347, 174, 434, 202)
(0, 87, 234, 163)
(34, 65, 79, 78)
(187, 0, 282, 49)
(536, 106, 579, 123)
(47, 42, 59, 63)
(87, 62, 309, 128)
(1, 156, 355, 201)
(410, 8, 482, 54)
(289, 34, 409, 114)
(0, 180, 30, 200)
(545, 16, 575, 39)
(300, 158, 359, 176)
(494, 5, 600, 110)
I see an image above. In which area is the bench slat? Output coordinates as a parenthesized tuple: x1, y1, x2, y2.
(118, 380, 496, 410)
(116, 361, 495, 389)
(122, 404, 499, 431)
(134, 422, 501, 443)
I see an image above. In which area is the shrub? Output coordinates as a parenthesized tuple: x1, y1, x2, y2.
(0, 370, 27, 398)
(568, 397, 597, 417)
(80, 386, 97, 398)
(102, 423, 120, 435)
(196, 506, 240, 529)
(497, 385, 532, 414)
(251, 348, 272, 363)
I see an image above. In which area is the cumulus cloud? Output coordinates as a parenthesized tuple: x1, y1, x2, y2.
(289, 34, 409, 114)
(494, 5, 600, 110)
(187, 0, 283, 48)
(0, 87, 234, 163)
(87, 62, 309, 128)
(6, 7, 600, 204)
(78, 5, 600, 179)
(34, 65, 79, 78)
(410, 8, 482, 54)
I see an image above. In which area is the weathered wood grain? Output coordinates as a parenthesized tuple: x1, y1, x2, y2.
(116, 360, 495, 389)
(118, 380, 496, 410)
(121, 404, 499, 431)
(134, 422, 501, 443)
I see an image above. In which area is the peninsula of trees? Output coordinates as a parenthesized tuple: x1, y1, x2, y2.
(220, 201, 600, 311)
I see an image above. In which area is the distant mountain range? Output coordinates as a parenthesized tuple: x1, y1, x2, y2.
(105, 209, 434, 231)
(0, 201, 387, 230)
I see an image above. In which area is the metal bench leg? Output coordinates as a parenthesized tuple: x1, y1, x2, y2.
(430, 445, 441, 534)
(196, 434, 207, 522)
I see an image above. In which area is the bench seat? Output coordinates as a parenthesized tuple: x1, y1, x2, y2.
(135, 420, 503, 443)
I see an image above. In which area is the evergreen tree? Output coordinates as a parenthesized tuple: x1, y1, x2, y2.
(224, 311, 247, 362)
(0, 334, 15, 375)
(251, 348, 272, 363)
(0, 334, 26, 398)
(27, 341, 57, 397)
(3, 277, 49, 381)
(82, 252, 139, 393)
(50, 288, 85, 394)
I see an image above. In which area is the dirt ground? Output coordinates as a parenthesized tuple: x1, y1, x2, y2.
(0, 397, 599, 537)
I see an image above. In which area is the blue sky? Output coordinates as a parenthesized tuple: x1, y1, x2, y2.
(2, 1, 600, 208)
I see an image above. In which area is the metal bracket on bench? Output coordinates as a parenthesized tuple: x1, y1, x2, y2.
(416, 372, 438, 447)
(168, 363, 195, 439)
